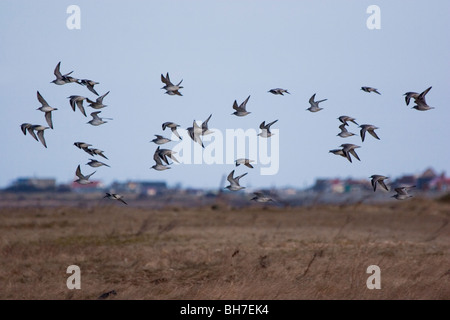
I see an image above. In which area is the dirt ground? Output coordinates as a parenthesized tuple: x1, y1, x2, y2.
(0, 196, 449, 300)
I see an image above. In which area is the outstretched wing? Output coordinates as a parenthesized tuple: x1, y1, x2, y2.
(227, 170, 235, 184)
(54, 61, 62, 78)
(37, 130, 47, 148)
(37, 91, 49, 107)
(75, 165, 83, 179)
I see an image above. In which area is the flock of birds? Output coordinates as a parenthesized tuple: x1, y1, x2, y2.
(19, 62, 124, 204)
(20, 62, 435, 205)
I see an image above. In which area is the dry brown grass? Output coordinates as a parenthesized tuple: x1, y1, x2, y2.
(0, 198, 449, 300)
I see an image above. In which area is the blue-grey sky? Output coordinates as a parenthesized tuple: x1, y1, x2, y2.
(1, 1, 449, 190)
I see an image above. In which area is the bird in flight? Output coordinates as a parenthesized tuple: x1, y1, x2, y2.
(151, 147, 171, 171)
(36, 91, 57, 129)
(392, 186, 416, 200)
(235, 158, 255, 169)
(361, 86, 381, 95)
(162, 122, 182, 140)
(186, 120, 205, 148)
(86, 159, 110, 168)
(104, 193, 127, 205)
(403, 86, 432, 106)
(251, 192, 276, 203)
(268, 88, 290, 95)
(74, 165, 96, 184)
(87, 111, 111, 126)
(338, 115, 359, 126)
(340, 143, 361, 163)
(51, 61, 78, 85)
(86, 91, 110, 109)
(306, 93, 327, 112)
(30, 125, 49, 148)
(370, 175, 389, 192)
(232, 95, 251, 117)
(337, 124, 356, 138)
(151, 134, 172, 145)
(258, 120, 278, 138)
(68, 95, 88, 117)
(78, 79, 100, 96)
(201, 114, 214, 136)
(359, 124, 380, 142)
(225, 170, 247, 191)
(156, 146, 180, 164)
(161, 72, 183, 96)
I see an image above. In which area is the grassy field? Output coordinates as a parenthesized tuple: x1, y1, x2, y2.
(0, 196, 449, 300)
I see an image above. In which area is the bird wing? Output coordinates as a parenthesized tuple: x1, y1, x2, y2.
(85, 170, 96, 180)
(339, 124, 347, 132)
(161, 73, 168, 85)
(418, 86, 432, 100)
(235, 172, 248, 182)
(21, 123, 31, 135)
(153, 147, 164, 165)
(164, 73, 174, 86)
(76, 100, 87, 117)
(232, 100, 240, 111)
(75, 165, 84, 179)
(240, 95, 251, 110)
(37, 130, 47, 148)
(266, 119, 278, 128)
(171, 127, 182, 140)
(87, 84, 99, 96)
(69, 97, 76, 112)
(37, 91, 49, 107)
(379, 180, 389, 191)
(349, 148, 360, 161)
(45, 112, 53, 129)
(395, 187, 408, 195)
(344, 151, 352, 163)
(371, 178, 377, 191)
(91, 111, 101, 120)
(360, 127, 366, 142)
(227, 170, 236, 184)
(202, 114, 212, 130)
(168, 152, 180, 163)
(309, 94, 316, 105)
(368, 128, 380, 140)
(98, 91, 109, 103)
(54, 62, 62, 78)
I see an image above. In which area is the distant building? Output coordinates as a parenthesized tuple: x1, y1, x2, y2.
(6, 177, 56, 192)
(109, 180, 167, 196)
(427, 172, 450, 192)
(312, 178, 344, 193)
(343, 178, 371, 192)
(393, 174, 416, 187)
(416, 167, 437, 190)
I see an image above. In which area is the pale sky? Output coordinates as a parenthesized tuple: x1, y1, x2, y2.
(1, 1, 449, 190)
